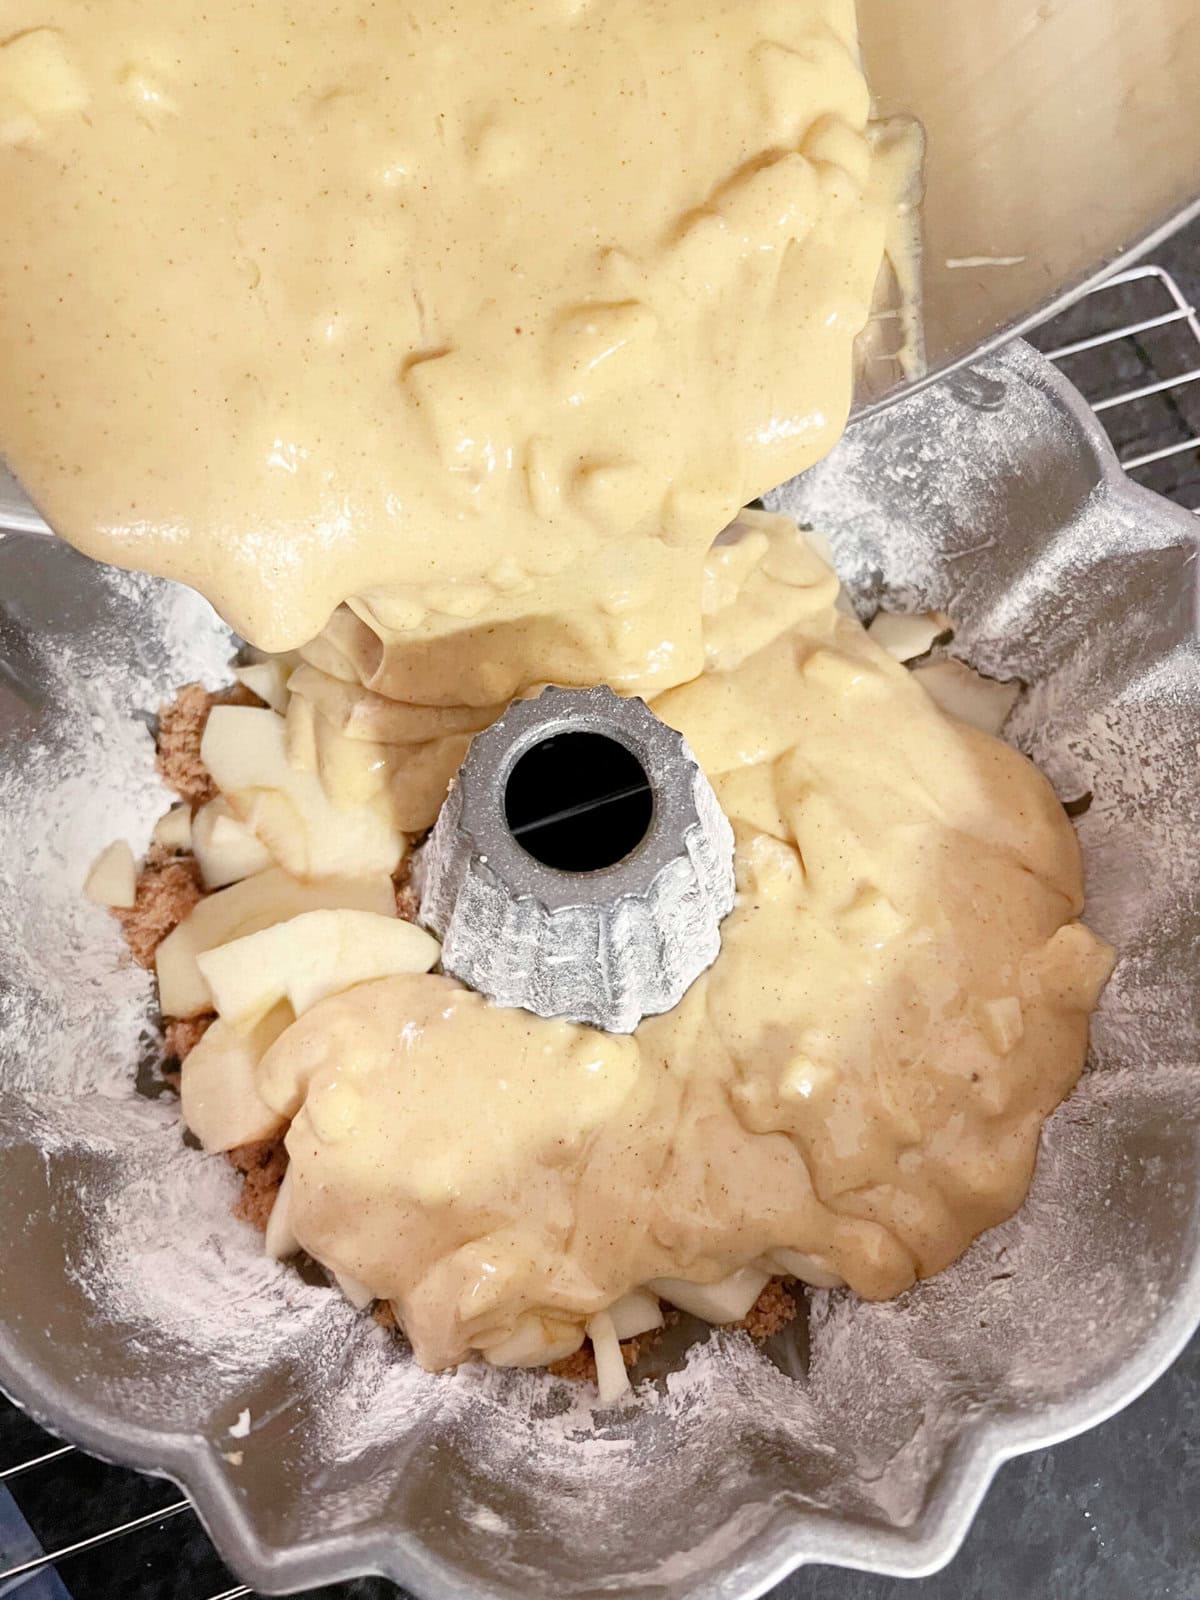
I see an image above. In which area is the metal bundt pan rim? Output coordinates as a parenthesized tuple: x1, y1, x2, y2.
(0, 337, 1197, 1598)
(3, 1256, 1199, 1599)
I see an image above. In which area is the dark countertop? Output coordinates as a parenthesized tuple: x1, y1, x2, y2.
(2, 223, 1198, 1600)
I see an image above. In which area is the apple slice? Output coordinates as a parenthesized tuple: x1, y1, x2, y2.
(910, 658, 1020, 735)
(606, 1289, 664, 1341)
(191, 796, 274, 889)
(333, 1270, 375, 1310)
(647, 1267, 769, 1324)
(232, 657, 293, 715)
(196, 908, 440, 1033)
(867, 609, 952, 662)
(312, 713, 395, 805)
(155, 866, 395, 1018)
(477, 1313, 585, 1369)
(766, 1249, 845, 1289)
(284, 692, 319, 773)
(264, 1166, 299, 1261)
(151, 804, 193, 853)
(180, 1005, 294, 1153)
(84, 840, 138, 908)
(586, 1309, 631, 1404)
(201, 705, 405, 880)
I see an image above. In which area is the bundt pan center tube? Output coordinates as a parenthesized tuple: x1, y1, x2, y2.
(416, 684, 736, 1034)
(0, 341, 1196, 1599)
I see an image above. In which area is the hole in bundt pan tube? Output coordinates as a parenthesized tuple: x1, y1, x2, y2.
(504, 731, 653, 872)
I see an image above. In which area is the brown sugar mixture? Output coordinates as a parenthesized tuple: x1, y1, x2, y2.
(114, 854, 204, 968)
(153, 680, 260, 805)
(121, 681, 292, 1219)
(738, 1279, 799, 1342)
(154, 682, 220, 806)
(228, 1137, 290, 1230)
(163, 1014, 213, 1063)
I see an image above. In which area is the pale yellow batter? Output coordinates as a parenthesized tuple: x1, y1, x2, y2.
(254, 521, 1112, 1371)
(0, 0, 894, 698)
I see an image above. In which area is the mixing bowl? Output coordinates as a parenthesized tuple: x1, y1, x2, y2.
(0, 339, 1196, 1597)
(855, 0, 1200, 409)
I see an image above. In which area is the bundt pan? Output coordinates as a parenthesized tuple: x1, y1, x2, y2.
(0, 338, 1196, 1597)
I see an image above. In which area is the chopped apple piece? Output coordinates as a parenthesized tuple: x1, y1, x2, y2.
(191, 796, 273, 888)
(972, 995, 1025, 1055)
(799, 525, 837, 574)
(648, 1266, 769, 1324)
(180, 1006, 293, 1153)
(196, 908, 440, 1033)
(151, 804, 193, 853)
(767, 1249, 845, 1289)
(201, 705, 405, 879)
(155, 866, 395, 1018)
(867, 609, 952, 662)
(284, 692, 319, 773)
(911, 659, 1020, 735)
(264, 1166, 299, 1261)
(313, 713, 395, 805)
(84, 840, 138, 908)
(479, 1313, 585, 1368)
(233, 658, 293, 715)
(606, 1289, 664, 1341)
(333, 1270, 375, 1310)
(586, 1310, 631, 1404)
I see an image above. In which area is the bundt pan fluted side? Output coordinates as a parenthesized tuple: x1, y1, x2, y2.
(417, 684, 735, 1033)
(0, 339, 1197, 1598)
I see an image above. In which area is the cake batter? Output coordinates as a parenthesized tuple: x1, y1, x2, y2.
(248, 520, 1112, 1370)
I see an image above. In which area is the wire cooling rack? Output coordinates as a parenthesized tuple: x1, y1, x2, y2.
(1032, 261, 1200, 511)
(1, 258, 1198, 1600)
